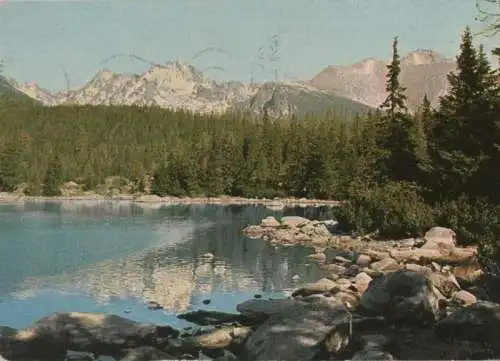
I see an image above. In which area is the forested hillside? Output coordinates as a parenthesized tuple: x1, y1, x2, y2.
(1, 27, 500, 267)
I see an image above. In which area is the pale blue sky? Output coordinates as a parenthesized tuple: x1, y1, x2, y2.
(0, 0, 497, 91)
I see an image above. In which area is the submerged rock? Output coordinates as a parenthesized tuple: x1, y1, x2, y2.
(177, 310, 250, 326)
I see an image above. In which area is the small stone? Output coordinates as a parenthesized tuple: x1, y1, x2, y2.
(452, 290, 477, 306)
(370, 257, 400, 273)
(405, 263, 429, 273)
(356, 254, 372, 267)
(334, 256, 352, 264)
(281, 216, 310, 228)
(147, 301, 163, 310)
(261, 216, 280, 227)
(308, 252, 326, 262)
(203, 253, 215, 260)
(292, 277, 338, 297)
(431, 261, 441, 272)
(354, 272, 373, 293)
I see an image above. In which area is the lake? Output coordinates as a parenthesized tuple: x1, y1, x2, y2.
(0, 201, 333, 330)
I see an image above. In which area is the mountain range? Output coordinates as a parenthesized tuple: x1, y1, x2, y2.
(4, 49, 456, 119)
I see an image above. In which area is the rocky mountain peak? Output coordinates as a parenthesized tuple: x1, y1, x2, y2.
(402, 49, 447, 66)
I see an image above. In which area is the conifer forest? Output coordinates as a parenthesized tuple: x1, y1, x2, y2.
(2, 28, 500, 268)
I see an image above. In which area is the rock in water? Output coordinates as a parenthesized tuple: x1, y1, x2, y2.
(243, 301, 352, 361)
(236, 299, 303, 320)
(280, 216, 309, 228)
(292, 277, 338, 297)
(360, 270, 443, 325)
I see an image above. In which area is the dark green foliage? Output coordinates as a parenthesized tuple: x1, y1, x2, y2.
(1, 27, 500, 270)
(42, 154, 63, 196)
(334, 181, 435, 239)
(434, 196, 500, 246)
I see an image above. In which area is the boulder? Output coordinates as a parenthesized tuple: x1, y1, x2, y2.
(177, 310, 249, 326)
(243, 301, 352, 361)
(322, 263, 348, 275)
(451, 290, 477, 306)
(405, 263, 429, 273)
(188, 326, 252, 350)
(436, 301, 500, 351)
(351, 348, 394, 360)
(307, 252, 326, 262)
(281, 216, 309, 228)
(260, 216, 280, 228)
(292, 278, 338, 297)
(370, 258, 401, 273)
(360, 270, 443, 325)
(356, 254, 372, 267)
(422, 227, 456, 250)
(354, 272, 373, 293)
(236, 299, 303, 320)
(118, 346, 174, 361)
(313, 224, 332, 237)
(427, 271, 461, 298)
(0, 312, 179, 360)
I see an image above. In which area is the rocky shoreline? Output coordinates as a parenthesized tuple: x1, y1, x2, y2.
(1, 215, 498, 361)
(0, 192, 340, 210)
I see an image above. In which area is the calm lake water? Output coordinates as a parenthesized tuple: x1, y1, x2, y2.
(0, 201, 333, 330)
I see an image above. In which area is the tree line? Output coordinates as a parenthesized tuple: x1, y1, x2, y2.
(1, 27, 500, 267)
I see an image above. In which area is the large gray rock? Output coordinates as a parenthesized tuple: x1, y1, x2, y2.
(436, 301, 500, 350)
(236, 299, 303, 320)
(118, 346, 174, 361)
(360, 270, 443, 325)
(188, 326, 252, 350)
(0, 312, 179, 360)
(243, 301, 351, 361)
(292, 278, 337, 297)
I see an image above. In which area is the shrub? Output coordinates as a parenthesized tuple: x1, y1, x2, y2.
(334, 181, 435, 239)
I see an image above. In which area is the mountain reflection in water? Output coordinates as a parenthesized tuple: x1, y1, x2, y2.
(0, 201, 329, 327)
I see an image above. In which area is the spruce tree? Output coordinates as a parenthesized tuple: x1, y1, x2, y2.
(378, 37, 420, 183)
(430, 27, 498, 200)
(42, 154, 63, 196)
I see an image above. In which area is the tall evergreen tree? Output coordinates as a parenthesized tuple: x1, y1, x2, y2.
(378, 37, 420, 183)
(42, 154, 63, 196)
(430, 27, 498, 200)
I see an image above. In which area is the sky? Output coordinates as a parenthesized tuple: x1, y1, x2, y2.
(0, 0, 499, 92)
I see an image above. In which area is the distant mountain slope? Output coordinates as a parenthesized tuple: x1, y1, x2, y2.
(12, 61, 371, 120)
(12, 49, 456, 118)
(309, 49, 456, 112)
(233, 82, 372, 119)
(0, 76, 39, 103)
